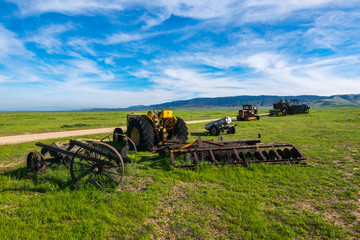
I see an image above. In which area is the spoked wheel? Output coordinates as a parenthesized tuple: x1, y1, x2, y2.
(27, 151, 46, 173)
(70, 142, 124, 188)
(100, 133, 138, 164)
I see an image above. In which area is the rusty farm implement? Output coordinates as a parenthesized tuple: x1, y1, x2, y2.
(26, 133, 137, 188)
(154, 135, 308, 169)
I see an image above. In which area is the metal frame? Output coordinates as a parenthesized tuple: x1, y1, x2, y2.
(166, 137, 308, 169)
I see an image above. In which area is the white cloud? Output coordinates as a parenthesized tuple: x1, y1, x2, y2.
(27, 22, 75, 53)
(8, 0, 360, 25)
(305, 10, 360, 49)
(67, 38, 97, 56)
(103, 29, 178, 45)
(128, 69, 152, 78)
(0, 24, 33, 58)
(150, 68, 250, 98)
(0, 73, 185, 110)
(241, 52, 360, 95)
(6, 0, 124, 16)
(0, 74, 11, 83)
(59, 58, 116, 83)
(243, 52, 288, 74)
(141, 49, 360, 98)
(105, 32, 147, 44)
(103, 57, 114, 65)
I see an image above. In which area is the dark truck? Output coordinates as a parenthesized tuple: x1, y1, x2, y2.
(269, 99, 310, 116)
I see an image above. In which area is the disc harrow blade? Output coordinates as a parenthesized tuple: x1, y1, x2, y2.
(168, 137, 308, 168)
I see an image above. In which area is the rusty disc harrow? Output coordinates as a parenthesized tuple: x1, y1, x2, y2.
(166, 137, 308, 169)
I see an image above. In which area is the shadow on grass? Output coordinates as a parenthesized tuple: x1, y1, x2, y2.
(190, 132, 209, 137)
(137, 156, 173, 171)
(1, 166, 76, 192)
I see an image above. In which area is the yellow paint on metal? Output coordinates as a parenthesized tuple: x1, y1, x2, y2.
(159, 110, 173, 118)
(130, 127, 140, 145)
(179, 140, 197, 149)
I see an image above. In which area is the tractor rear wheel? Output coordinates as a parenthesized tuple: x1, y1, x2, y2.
(173, 117, 188, 143)
(127, 117, 155, 151)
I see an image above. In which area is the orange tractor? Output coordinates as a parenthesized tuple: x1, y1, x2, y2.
(237, 104, 260, 121)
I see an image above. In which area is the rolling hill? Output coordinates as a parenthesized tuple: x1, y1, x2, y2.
(90, 94, 360, 110)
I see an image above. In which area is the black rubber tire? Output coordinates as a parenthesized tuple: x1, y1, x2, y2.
(210, 125, 220, 136)
(113, 128, 124, 143)
(127, 117, 155, 151)
(173, 117, 188, 143)
(228, 126, 236, 134)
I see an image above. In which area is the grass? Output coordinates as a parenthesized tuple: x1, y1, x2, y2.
(0, 109, 359, 239)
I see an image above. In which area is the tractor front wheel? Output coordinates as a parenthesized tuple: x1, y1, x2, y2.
(127, 117, 155, 151)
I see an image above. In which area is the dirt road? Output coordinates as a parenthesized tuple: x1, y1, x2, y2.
(0, 119, 220, 145)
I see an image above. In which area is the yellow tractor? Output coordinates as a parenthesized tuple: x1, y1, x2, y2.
(237, 104, 260, 121)
(122, 108, 188, 151)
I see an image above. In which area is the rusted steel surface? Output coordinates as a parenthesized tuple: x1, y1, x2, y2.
(163, 137, 308, 169)
(154, 136, 261, 151)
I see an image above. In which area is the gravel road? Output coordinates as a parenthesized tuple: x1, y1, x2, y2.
(0, 119, 220, 145)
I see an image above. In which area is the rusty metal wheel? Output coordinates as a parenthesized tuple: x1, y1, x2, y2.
(27, 151, 46, 173)
(70, 142, 124, 188)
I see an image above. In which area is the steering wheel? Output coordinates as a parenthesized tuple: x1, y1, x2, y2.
(153, 107, 163, 116)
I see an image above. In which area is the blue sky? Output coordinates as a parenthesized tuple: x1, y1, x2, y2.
(0, 0, 360, 110)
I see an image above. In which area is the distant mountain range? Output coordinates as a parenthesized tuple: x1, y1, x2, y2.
(89, 94, 360, 111)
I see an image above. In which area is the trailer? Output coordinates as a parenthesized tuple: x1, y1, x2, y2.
(205, 116, 236, 136)
(26, 133, 136, 188)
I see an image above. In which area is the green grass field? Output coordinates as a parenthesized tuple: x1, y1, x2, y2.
(0, 109, 359, 239)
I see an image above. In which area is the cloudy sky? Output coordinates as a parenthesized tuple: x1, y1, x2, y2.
(0, 0, 360, 110)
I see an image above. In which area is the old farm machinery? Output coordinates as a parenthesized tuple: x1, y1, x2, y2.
(237, 104, 260, 121)
(125, 108, 188, 151)
(155, 135, 308, 169)
(26, 133, 137, 188)
(205, 116, 236, 136)
(269, 99, 310, 116)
